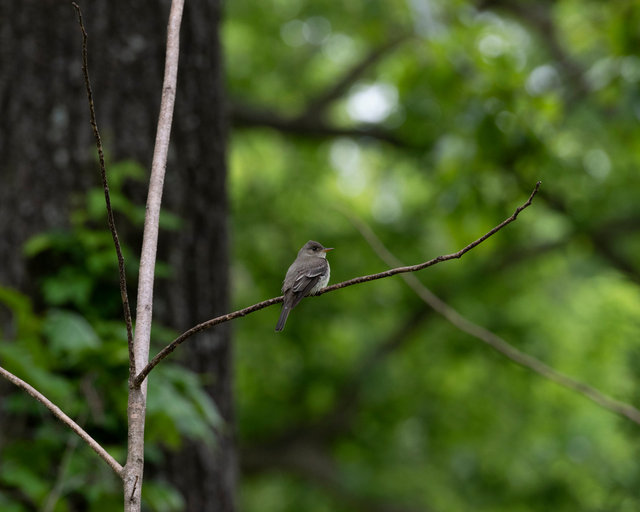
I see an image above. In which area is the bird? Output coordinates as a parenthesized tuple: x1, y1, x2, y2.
(275, 240, 333, 332)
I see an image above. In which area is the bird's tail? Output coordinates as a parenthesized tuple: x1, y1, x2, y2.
(275, 305, 290, 332)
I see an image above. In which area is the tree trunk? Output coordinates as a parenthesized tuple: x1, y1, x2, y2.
(0, 1, 235, 509)
(0, 0, 168, 290)
(159, 0, 236, 510)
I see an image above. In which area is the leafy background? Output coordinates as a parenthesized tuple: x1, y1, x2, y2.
(2, 0, 640, 511)
(228, 1, 640, 511)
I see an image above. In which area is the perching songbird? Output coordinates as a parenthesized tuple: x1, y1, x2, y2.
(275, 240, 333, 332)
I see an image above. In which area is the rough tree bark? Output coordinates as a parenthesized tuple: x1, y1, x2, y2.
(158, 0, 236, 509)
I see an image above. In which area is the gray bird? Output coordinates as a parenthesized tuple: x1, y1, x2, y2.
(275, 240, 333, 332)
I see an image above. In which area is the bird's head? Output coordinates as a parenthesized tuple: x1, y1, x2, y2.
(300, 240, 334, 258)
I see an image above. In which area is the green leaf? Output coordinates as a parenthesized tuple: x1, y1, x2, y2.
(22, 230, 71, 258)
(146, 365, 221, 448)
(107, 158, 146, 189)
(41, 269, 93, 307)
(0, 343, 74, 403)
(142, 480, 185, 512)
(0, 287, 40, 341)
(159, 209, 183, 230)
(0, 462, 50, 503)
(0, 493, 26, 512)
(42, 309, 100, 359)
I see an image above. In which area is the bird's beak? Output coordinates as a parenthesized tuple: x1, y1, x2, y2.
(323, 247, 334, 252)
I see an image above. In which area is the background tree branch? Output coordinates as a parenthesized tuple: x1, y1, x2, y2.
(349, 215, 640, 426)
(229, 34, 413, 148)
(476, 0, 590, 103)
(300, 34, 410, 119)
(230, 101, 410, 147)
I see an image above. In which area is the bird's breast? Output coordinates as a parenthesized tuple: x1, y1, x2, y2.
(310, 262, 330, 294)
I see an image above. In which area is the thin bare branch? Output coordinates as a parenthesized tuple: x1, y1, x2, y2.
(134, 296, 283, 386)
(131, 0, 183, 382)
(72, 3, 135, 379)
(133, 182, 541, 387)
(350, 212, 640, 426)
(124, 0, 185, 509)
(0, 365, 124, 477)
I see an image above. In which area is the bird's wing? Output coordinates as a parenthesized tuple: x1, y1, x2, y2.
(288, 260, 328, 308)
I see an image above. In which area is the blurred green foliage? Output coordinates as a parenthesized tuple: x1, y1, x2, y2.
(225, 1, 640, 511)
(3, 1, 640, 511)
(0, 161, 215, 511)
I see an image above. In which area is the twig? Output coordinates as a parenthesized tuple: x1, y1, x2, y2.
(350, 207, 640, 426)
(0, 365, 124, 477)
(133, 182, 541, 387)
(72, 2, 135, 380)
